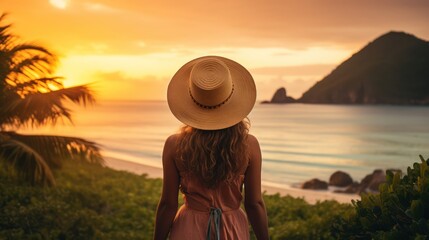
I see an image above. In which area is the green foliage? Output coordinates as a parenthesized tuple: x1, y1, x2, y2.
(1, 161, 353, 239)
(0, 161, 162, 239)
(259, 194, 353, 240)
(333, 155, 429, 239)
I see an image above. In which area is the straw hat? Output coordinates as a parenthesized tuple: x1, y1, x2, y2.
(167, 56, 256, 130)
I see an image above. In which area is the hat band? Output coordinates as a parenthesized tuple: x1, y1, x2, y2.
(189, 84, 235, 109)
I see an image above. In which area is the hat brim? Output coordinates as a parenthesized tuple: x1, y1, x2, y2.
(167, 56, 256, 130)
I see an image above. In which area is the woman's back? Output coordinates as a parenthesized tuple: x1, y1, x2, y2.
(167, 133, 264, 239)
(174, 139, 248, 213)
(153, 56, 269, 240)
(170, 160, 249, 239)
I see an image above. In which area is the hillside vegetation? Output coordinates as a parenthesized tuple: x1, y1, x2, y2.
(299, 31, 429, 104)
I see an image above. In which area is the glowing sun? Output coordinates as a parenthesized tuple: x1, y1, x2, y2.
(49, 0, 69, 9)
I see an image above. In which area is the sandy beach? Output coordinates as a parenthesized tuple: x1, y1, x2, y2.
(104, 157, 360, 204)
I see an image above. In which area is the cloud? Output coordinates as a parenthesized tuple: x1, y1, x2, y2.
(82, 2, 120, 13)
(250, 64, 341, 100)
(250, 64, 336, 77)
(90, 71, 169, 100)
(3, 0, 429, 55)
(255, 75, 319, 100)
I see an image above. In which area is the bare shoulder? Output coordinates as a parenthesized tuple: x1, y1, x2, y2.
(247, 134, 260, 148)
(163, 134, 180, 157)
(247, 134, 261, 164)
(165, 133, 179, 145)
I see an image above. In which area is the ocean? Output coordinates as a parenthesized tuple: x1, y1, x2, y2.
(20, 100, 429, 189)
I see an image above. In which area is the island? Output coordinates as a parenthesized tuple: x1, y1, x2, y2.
(263, 31, 429, 105)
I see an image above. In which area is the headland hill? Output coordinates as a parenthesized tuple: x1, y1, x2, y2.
(261, 31, 429, 105)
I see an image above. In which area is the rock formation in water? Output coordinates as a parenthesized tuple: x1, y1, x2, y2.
(261, 87, 296, 104)
(329, 171, 353, 187)
(302, 178, 328, 190)
(302, 169, 401, 194)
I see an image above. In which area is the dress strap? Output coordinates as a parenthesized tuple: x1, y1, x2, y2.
(206, 207, 222, 240)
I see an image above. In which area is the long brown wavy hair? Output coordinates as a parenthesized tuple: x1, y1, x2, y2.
(176, 120, 250, 188)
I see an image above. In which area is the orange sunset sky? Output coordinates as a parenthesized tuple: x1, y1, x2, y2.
(1, 0, 429, 100)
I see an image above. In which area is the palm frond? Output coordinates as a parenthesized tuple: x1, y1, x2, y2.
(7, 76, 63, 94)
(9, 55, 57, 81)
(3, 131, 104, 167)
(0, 13, 103, 187)
(0, 12, 8, 22)
(0, 24, 12, 44)
(0, 132, 55, 186)
(53, 85, 96, 105)
(8, 43, 55, 61)
(1, 85, 96, 128)
(0, 13, 12, 42)
(1, 44, 57, 80)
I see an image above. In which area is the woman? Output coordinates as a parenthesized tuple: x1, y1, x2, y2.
(154, 56, 269, 240)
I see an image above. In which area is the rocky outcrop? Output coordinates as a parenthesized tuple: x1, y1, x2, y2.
(338, 182, 361, 194)
(329, 171, 353, 187)
(262, 87, 296, 104)
(303, 169, 396, 194)
(334, 170, 386, 194)
(302, 178, 328, 190)
(359, 169, 386, 192)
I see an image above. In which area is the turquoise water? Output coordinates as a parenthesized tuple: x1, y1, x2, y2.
(21, 101, 429, 188)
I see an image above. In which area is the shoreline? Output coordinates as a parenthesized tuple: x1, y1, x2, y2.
(104, 157, 360, 204)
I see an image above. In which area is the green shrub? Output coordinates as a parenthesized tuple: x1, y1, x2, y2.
(0, 161, 163, 239)
(333, 155, 429, 239)
(259, 194, 353, 240)
(1, 161, 353, 239)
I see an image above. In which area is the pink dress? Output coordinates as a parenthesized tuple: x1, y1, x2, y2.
(170, 161, 250, 239)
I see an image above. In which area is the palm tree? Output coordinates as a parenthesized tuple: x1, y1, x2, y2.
(0, 13, 103, 186)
